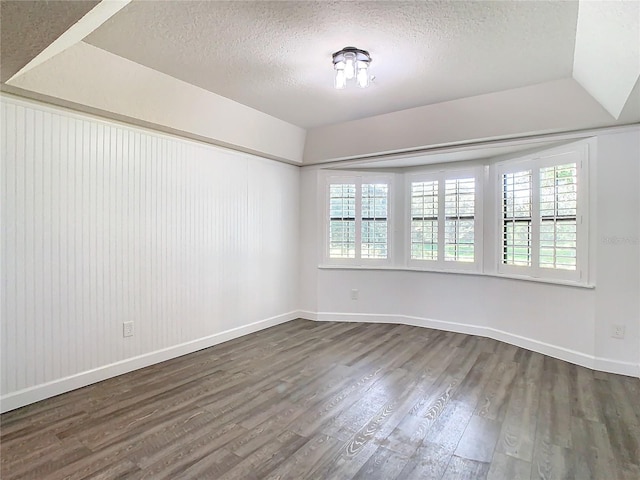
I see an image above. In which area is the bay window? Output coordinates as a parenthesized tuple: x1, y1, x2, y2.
(320, 141, 590, 286)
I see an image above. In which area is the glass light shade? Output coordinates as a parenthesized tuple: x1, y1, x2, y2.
(356, 61, 369, 88)
(334, 69, 346, 89)
(344, 52, 356, 79)
(332, 47, 372, 89)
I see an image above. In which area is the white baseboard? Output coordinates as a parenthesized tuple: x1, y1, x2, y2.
(592, 357, 640, 378)
(3, 310, 637, 413)
(0, 311, 298, 413)
(301, 311, 640, 378)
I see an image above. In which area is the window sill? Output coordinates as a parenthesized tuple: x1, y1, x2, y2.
(317, 264, 595, 289)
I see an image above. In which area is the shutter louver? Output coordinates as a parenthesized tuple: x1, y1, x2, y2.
(540, 163, 577, 270)
(329, 184, 356, 258)
(361, 183, 388, 259)
(445, 178, 475, 262)
(502, 170, 532, 266)
(411, 181, 439, 260)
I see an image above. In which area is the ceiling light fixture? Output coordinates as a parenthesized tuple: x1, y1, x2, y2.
(332, 47, 371, 89)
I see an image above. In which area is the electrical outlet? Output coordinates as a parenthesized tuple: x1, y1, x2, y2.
(611, 324, 625, 339)
(351, 289, 359, 300)
(123, 321, 134, 338)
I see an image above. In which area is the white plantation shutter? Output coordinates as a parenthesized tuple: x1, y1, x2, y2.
(411, 180, 438, 260)
(329, 184, 356, 258)
(326, 175, 391, 264)
(361, 183, 388, 259)
(501, 170, 533, 266)
(497, 147, 586, 282)
(539, 163, 577, 270)
(408, 169, 481, 271)
(445, 178, 475, 262)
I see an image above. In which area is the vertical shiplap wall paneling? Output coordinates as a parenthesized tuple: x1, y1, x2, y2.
(25, 106, 35, 389)
(0, 96, 300, 410)
(50, 112, 60, 381)
(1, 102, 12, 395)
(40, 111, 50, 384)
(1, 103, 5, 394)
(1, 102, 8, 394)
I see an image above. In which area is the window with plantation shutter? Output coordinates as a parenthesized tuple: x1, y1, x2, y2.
(497, 148, 586, 282)
(329, 184, 356, 259)
(411, 180, 438, 260)
(539, 163, 578, 270)
(408, 169, 482, 271)
(445, 178, 475, 262)
(326, 175, 392, 265)
(361, 183, 388, 259)
(502, 170, 533, 266)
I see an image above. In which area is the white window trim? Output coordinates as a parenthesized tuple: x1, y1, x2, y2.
(494, 144, 589, 284)
(405, 166, 484, 273)
(323, 173, 393, 267)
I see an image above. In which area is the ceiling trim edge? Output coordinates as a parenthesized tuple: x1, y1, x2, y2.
(7, 0, 132, 84)
(300, 123, 640, 170)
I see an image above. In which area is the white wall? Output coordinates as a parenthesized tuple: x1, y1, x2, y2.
(299, 129, 640, 377)
(0, 96, 300, 412)
(593, 131, 640, 366)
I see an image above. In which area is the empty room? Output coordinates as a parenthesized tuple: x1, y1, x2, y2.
(1, 1, 639, 479)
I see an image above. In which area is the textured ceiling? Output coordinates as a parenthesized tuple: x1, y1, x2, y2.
(85, 0, 579, 128)
(0, 0, 100, 83)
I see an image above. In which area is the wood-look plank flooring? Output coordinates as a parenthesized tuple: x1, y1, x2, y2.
(1, 320, 639, 479)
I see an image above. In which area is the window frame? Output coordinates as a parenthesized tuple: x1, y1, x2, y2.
(494, 146, 589, 283)
(324, 174, 393, 266)
(406, 167, 483, 272)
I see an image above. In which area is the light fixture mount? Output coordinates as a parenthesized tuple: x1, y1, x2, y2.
(332, 46, 372, 89)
